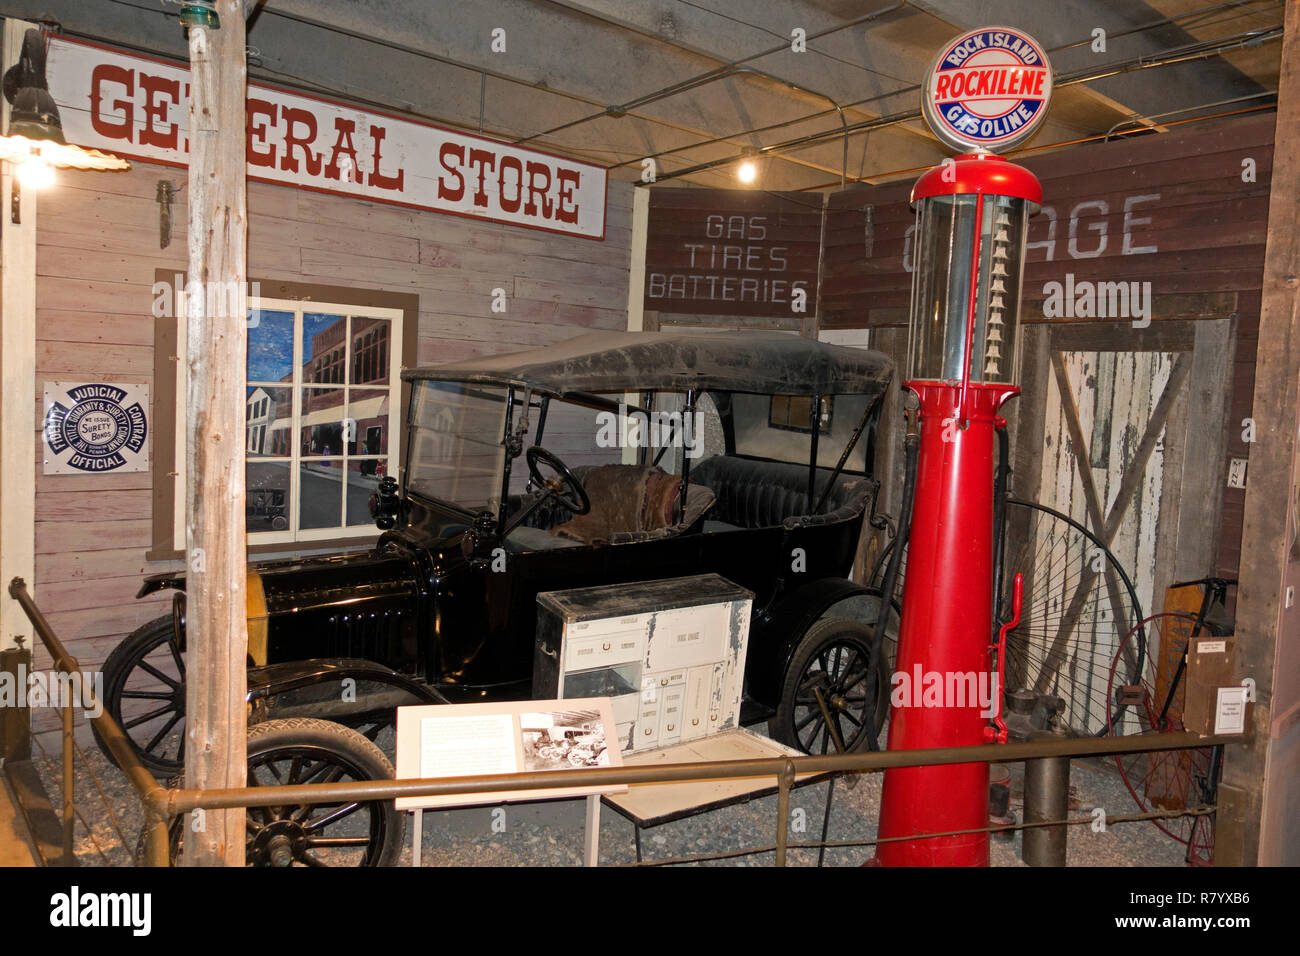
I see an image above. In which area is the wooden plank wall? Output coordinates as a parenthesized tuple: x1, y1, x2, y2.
(820, 113, 1273, 604)
(30, 159, 631, 689)
(822, 113, 1273, 332)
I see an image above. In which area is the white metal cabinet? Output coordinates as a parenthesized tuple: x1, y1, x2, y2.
(533, 574, 752, 754)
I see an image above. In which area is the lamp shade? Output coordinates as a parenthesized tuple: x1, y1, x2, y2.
(2, 29, 64, 143)
(0, 29, 128, 172)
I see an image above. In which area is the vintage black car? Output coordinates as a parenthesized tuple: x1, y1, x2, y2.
(96, 331, 899, 863)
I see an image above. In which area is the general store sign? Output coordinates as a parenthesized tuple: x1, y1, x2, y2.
(44, 36, 607, 239)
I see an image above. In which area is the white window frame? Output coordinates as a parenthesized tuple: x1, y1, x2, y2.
(173, 296, 403, 549)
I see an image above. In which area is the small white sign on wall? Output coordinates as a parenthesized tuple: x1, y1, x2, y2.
(43, 382, 149, 475)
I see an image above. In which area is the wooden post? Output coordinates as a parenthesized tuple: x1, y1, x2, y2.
(1221, 0, 1300, 867)
(182, 0, 248, 867)
(0, 17, 38, 657)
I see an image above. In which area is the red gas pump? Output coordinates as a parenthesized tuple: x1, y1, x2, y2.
(874, 26, 1049, 867)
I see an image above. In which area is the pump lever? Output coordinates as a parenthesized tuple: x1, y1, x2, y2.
(985, 572, 1022, 744)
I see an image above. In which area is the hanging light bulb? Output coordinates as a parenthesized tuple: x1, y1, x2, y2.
(16, 152, 53, 188)
(737, 160, 757, 184)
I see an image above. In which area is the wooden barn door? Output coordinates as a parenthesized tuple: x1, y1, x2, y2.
(1008, 317, 1236, 727)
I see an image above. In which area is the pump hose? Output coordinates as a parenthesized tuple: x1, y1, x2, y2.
(863, 393, 920, 751)
(991, 426, 1011, 636)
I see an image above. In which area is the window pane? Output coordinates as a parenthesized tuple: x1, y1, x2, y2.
(242, 304, 399, 541)
(247, 309, 295, 383)
(407, 381, 507, 512)
(350, 317, 391, 385)
(246, 387, 291, 457)
(303, 313, 347, 388)
(786, 395, 812, 427)
(299, 462, 342, 530)
(301, 386, 345, 457)
(347, 388, 389, 455)
(346, 458, 385, 526)
(247, 462, 291, 533)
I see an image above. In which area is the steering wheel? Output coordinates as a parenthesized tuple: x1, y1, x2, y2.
(526, 446, 590, 516)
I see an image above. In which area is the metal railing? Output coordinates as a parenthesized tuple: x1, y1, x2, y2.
(6, 577, 1244, 867)
(7, 578, 171, 866)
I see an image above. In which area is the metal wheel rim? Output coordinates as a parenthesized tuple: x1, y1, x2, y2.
(870, 497, 1145, 737)
(792, 638, 874, 755)
(114, 629, 186, 772)
(1106, 613, 1216, 849)
(245, 743, 391, 867)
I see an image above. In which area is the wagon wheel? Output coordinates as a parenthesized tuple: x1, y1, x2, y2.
(95, 614, 186, 777)
(870, 498, 1145, 738)
(1107, 613, 1216, 862)
(146, 718, 404, 867)
(771, 616, 891, 755)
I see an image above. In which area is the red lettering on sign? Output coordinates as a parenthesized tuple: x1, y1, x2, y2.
(935, 73, 952, 98)
(367, 125, 404, 192)
(438, 142, 466, 201)
(498, 155, 523, 214)
(138, 74, 179, 150)
(524, 161, 552, 218)
(280, 106, 321, 176)
(324, 118, 360, 182)
(556, 169, 580, 224)
(246, 98, 277, 168)
(467, 148, 495, 208)
(90, 64, 133, 141)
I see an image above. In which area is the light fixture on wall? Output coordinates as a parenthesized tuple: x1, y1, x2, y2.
(0, 29, 129, 219)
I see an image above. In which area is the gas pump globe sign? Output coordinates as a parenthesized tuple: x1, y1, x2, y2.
(922, 27, 1052, 153)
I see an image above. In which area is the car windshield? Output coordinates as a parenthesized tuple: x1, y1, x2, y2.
(406, 380, 509, 513)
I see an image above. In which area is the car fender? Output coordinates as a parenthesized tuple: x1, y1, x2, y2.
(246, 658, 447, 723)
(137, 571, 185, 599)
(749, 577, 891, 708)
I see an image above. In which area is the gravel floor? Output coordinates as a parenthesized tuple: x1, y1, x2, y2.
(31, 719, 1189, 868)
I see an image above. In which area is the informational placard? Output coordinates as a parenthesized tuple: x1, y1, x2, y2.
(644, 189, 822, 317)
(395, 698, 625, 810)
(42, 381, 149, 475)
(44, 35, 607, 239)
(1214, 686, 1248, 735)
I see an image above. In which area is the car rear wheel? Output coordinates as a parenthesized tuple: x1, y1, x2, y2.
(771, 617, 890, 755)
(95, 614, 186, 777)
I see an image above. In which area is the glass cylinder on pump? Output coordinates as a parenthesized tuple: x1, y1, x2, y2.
(906, 155, 1036, 397)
